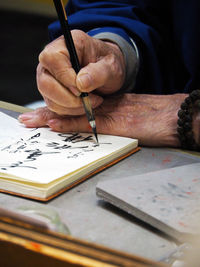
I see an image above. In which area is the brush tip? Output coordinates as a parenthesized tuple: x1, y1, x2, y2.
(94, 133, 99, 145)
(89, 120, 99, 145)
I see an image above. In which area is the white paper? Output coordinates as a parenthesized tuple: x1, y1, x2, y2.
(0, 124, 137, 184)
(0, 112, 32, 148)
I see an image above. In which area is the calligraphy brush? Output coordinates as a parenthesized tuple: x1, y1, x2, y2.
(53, 0, 99, 144)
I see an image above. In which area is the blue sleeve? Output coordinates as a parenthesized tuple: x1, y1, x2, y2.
(49, 0, 200, 94)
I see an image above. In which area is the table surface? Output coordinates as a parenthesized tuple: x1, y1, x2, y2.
(1, 103, 200, 262)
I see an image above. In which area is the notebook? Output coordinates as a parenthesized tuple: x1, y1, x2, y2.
(0, 112, 139, 201)
(96, 163, 200, 242)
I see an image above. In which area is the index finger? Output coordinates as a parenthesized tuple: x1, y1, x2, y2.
(39, 36, 78, 92)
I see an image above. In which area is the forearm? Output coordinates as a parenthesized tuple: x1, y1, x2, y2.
(95, 93, 187, 147)
(19, 93, 190, 148)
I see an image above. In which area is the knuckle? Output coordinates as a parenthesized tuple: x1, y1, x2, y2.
(54, 68, 68, 82)
(72, 30, 86, 43)
(107, 54, 124, 80)
(39, 45, 60, 66)
(35, 107, 53, 122)
(37, 70, 49, 94)
(38, 46, 50, 63)
(72, 30, 88, 53)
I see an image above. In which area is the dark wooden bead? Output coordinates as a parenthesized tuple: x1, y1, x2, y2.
(183, 122, 192, 131)
(184, 97, 192, 105)
(184, 109, 190, 115)
(179, 135, 186, 142)
(195, 100, 200, 110)
(180, 102, 188, 110)
(190, 90, 200, 101)
(177, 119, 184, 126)
(177, 90, 200, 151)
(177, 127, 184, 134)
(178, 109, 185, 119)
(184, 115, 192, 122)
(186, 131, 193, 139)
(188, 107, 193, 115)
(191, 89, 200, 97)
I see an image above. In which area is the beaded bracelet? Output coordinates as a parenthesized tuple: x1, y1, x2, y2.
(177, 89, 200, 151)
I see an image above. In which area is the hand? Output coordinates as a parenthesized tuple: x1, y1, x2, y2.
(36, 30, 125, 116)
(19, 93, 189, 147)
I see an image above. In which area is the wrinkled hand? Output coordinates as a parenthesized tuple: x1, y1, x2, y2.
(19, 93, 192, 147)
(36, 30, 125, 115)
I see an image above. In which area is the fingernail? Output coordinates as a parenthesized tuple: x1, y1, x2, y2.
(77, 73, 92, 90)
(69, 86, 81, 96)
(18, 113, 34, 122)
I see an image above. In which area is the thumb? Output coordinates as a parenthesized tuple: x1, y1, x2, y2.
(76, 56, 120, 94)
